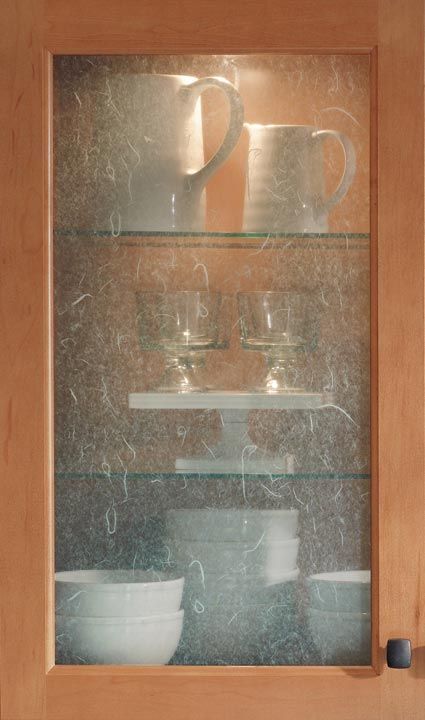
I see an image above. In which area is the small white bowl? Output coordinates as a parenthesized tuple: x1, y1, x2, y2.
(178, 571, 300, 664)
(56, 610, 184, 665)
(307, 607, 370, 665)
(167, 508, 299, 542)
(185, 567, 301, 599)
(307, 570, 370, 613)
(55, 569, 184, 617)
(168, 536, 299, 577)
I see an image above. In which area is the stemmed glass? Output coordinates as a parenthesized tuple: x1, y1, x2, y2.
(237, 291, 311, 393)
(136, 291, 228, 392)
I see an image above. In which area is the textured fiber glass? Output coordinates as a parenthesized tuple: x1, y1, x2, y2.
(54, 54, 370, 665)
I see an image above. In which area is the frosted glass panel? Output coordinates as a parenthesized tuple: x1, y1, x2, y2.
(54, 54, 370, 665)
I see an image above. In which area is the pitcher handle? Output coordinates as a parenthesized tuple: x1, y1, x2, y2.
(313, 129, 356, 211)
(182, 76, 244, 190)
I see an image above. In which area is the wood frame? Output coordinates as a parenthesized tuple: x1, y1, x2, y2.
(0, 0, 423, 718)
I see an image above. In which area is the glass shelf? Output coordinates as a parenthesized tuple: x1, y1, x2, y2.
(54, 229, 370, 250)
(128, 391, 335, 411)
(55, 471, 370, 481)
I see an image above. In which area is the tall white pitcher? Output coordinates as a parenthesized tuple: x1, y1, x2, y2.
(103, 74, 244, 232)
(243, 124, 356, 233)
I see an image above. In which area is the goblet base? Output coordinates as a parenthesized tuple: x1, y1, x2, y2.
(255, 384, 306, 395)
(259, 353, 305, 394)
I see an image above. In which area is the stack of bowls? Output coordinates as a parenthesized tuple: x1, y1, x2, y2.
(166, 508, 300, 664)
(306, 570, 371, 665)
(55, 569, 184, 664)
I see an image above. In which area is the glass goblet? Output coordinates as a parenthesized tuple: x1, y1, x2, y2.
(237, 291, 310, 393)
(137, 291, 228, 392)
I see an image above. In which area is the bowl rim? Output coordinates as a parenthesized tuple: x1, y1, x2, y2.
(56, 609, 184, 625)
(168, 536, 300, 549)
(55, 570, 185, 592)
(167, 508, 299, 517)
(307, 570, 371, 585)
(307, 607, 371, 620)
(186, 567, 301, 584)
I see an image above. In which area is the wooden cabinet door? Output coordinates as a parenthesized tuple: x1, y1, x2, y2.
(1, 1, 424, 718)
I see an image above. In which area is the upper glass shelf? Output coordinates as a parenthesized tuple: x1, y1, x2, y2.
(54, 229, 370, 250)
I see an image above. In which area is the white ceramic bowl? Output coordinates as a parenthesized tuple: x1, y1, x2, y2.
(56, 610, 184, 665)
(55, 569, 184, 617)
(178, 572, 300, 664)
(184, 567, 300, 604)
(167, 508, 299, 542)
(307, 570, 370, 613)
(168, 536, 299, 577)
(307, 607, 370, 665)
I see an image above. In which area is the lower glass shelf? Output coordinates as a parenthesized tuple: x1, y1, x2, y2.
(55, 471, 370, 481)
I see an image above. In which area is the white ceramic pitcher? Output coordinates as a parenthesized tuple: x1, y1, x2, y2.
(103, 74, 244, 233)
(243, 124, 356, 233)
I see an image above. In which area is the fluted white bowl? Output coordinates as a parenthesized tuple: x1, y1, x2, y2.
(56, 610, 184, 665)
(168, 536, 299, 578)
(55, 569, 184, 617)
(308, 607, 370, 665)
(167, 509, 299, 543)
(307, 570, 370, 613)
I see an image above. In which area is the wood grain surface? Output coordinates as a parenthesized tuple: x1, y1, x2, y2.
(0, 0, 423, 718)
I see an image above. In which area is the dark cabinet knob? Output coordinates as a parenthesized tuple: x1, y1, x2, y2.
(386, 639, 412, 669)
